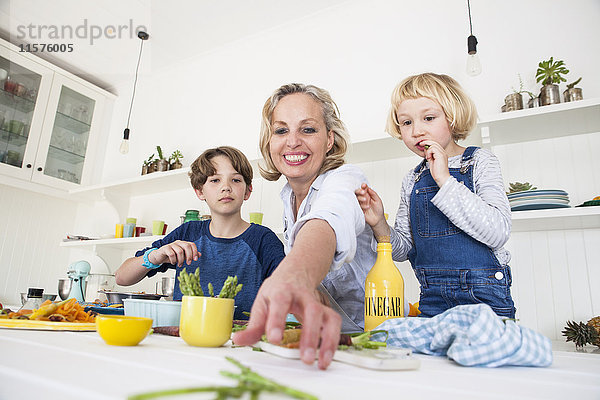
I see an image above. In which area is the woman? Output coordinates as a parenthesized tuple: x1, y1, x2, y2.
(233, 83, 376, 369)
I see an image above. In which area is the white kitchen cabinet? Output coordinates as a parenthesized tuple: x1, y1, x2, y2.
(0, 38, 113, 191)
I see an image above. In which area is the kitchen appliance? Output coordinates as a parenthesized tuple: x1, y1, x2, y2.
(66, 260, 91, 302)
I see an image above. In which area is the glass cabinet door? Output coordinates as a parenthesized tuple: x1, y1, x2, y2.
(0, 55, 42, 169)
(44, 86, 95, 184)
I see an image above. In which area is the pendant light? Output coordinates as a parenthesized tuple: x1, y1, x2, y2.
(120, 30, 149, 154)
(465, 0, 482, 77)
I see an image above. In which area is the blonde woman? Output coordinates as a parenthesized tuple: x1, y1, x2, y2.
(233, 83, 375, 369)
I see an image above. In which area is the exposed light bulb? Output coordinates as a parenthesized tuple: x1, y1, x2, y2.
(119, 128, 130, 154)
(466, 35, 481, 77)
(466, 53, 482, 76)
(119, 139, 129, 154)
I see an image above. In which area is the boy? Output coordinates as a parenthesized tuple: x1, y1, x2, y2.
(115, 146, 285, 320)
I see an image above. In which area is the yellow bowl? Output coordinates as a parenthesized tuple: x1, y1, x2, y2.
(96, 314, 153, 346)
(179, 296, 234, 347)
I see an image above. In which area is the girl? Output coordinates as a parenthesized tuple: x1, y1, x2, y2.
(355, 73, 516, 318)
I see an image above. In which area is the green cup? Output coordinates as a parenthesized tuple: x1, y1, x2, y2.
(249, 212, 263, 225)
(126, 217, 137, 225)
(152, 220, 165, 236)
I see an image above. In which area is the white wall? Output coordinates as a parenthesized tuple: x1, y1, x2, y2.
(0, 184, 75, 305)
(100, 0, 600, 182)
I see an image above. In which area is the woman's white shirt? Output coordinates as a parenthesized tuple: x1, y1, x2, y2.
(280, 164, 376, 330)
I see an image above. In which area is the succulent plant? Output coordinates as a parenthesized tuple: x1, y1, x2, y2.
(508, 182, 537, 194)
(536, 57, 569, 86)
(566, 77, 582, 90)
(142, 153, 154, 167)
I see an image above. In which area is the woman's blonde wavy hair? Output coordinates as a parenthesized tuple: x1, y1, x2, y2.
(386, 73, 478, 141)
(259, 83, 349, 181)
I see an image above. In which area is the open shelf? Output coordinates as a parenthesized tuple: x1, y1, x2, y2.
(511, 206, 600, 232)
(475, 97, 600, 147)
(65, 97, 600, 231)
(59, 235, 164, 251)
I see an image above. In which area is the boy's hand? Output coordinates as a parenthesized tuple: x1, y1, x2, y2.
(355, 183, 390, 237)
(421, 140, 450, 187)
(149, 240, 201, 267)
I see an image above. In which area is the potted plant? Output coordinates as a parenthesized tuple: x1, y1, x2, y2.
(156, 145, 169, 172)
(564, 77, 583, 102)
(535, 57, 569, 106)
(141, 153, 154, 175)
(504, 74, 525, 112)
(178, 268, 242, 347)
(169, 149, 183, 170)
(524, 91, 539, 108)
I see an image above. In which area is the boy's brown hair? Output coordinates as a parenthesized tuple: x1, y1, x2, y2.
(189, 146, 253, 191)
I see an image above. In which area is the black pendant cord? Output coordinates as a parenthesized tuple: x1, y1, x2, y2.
(126, 37, 145, 130)
(466, 0, 477, 55)
(467, 0, 473, 36)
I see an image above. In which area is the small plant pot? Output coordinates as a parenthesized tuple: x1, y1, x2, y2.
(179, 296, 234, 347)
(157, 159, 169, 172)
(141, 165, 148, 175)
(539, 84, 561, 106)
(528, 97, 540, 108)
(504, 93, 523, 112)
(563, 87, 583, 102)
(148, 161, 158, 173)
(170, 160, 182, 170)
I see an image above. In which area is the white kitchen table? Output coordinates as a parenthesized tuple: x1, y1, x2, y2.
(0, 327, 599, 400)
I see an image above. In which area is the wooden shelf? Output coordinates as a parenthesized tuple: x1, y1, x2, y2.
(59, 235, 164, 250)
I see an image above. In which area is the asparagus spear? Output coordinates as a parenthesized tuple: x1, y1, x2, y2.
(127, 357, 317, 400)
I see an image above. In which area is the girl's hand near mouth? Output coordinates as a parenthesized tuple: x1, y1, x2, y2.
(420, 140, 450, 187)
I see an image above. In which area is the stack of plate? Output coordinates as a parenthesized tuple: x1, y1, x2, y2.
(507, 189, 570, 211)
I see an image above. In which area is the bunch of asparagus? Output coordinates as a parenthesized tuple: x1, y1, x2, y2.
(128, 357, 317, 400)
(178, 267, 242, 299)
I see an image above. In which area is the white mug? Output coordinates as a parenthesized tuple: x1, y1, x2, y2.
(0, 69, 7, 81)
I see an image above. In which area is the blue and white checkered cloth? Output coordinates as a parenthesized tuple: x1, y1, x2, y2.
(372, 304, 553, 367)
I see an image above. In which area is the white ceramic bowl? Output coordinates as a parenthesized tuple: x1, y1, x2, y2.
(123, 298, 181, 328)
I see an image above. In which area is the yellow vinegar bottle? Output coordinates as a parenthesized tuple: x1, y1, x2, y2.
(364, 240, 404, 331)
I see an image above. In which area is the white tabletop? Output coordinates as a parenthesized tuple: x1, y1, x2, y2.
(0, 328, 599, 400)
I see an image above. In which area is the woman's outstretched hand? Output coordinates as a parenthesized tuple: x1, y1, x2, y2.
(232, 270, 341, 370)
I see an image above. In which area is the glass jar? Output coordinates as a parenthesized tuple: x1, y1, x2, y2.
(21, 287, 44, 311)
(184, 210, 200, 223)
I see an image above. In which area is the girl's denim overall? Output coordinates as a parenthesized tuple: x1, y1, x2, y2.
(407, 147, 516, 318)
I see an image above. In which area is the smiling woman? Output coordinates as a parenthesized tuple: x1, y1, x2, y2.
(232, 83, 377, 369)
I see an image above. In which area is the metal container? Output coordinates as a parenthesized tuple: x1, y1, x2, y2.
(539, 84, 561, 106)
(58, 279, 72, 300)
(101, 291, 165, 305)
(161, 277, 175, 297)
(564, 87, 583, 102)
(504, 93, 523, 111)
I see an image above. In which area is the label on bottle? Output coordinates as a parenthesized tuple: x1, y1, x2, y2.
(364, 296, 403, 318)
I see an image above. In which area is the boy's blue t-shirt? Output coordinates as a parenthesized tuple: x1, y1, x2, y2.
(135, 220, 284, 320)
